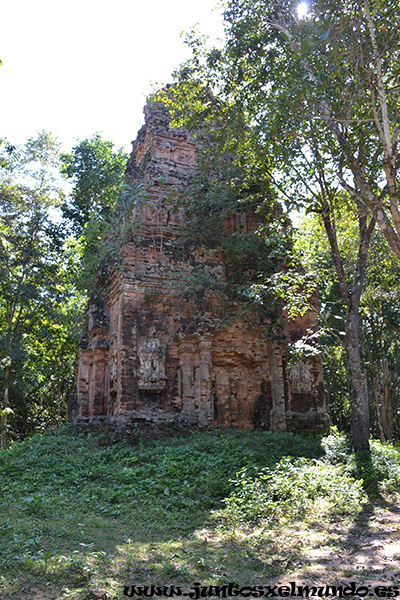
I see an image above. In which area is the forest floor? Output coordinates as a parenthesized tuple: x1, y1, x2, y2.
(279, 503, 400, 587)
(0, 427, 399, 600)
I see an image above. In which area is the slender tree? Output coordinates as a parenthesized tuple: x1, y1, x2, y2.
(297, 208, 400, 441)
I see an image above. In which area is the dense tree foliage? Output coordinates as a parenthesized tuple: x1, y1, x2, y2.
(0, 132, 129, 443)
(220, 0, 400, 257)
(0, 133, 85, 444)
(61, 134, 128, 293)
(61, 134, 128, 234)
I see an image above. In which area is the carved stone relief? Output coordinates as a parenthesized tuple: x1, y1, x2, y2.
(290, 359, 313, 394)
(137, 334, 167, 391)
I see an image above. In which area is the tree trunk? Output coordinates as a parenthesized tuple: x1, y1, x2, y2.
(57, 362, 62, 425)
(1, 365, 10, 447)
(321, 202, 374, 452)
(377, 357, 392, 441)
(345, 302, 370, 451)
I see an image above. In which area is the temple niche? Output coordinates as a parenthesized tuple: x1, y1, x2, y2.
(70, 100, 328, 435)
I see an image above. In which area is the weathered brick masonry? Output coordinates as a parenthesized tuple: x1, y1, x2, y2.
(70, 101, 328, 434)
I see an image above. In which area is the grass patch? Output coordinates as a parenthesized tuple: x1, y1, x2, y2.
(0, 426, 399, 599)
(221, 457, 363, 525)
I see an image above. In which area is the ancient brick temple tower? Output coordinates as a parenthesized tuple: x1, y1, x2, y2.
(70, 101, 327, 433)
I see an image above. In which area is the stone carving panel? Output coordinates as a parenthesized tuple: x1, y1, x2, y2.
(137, 335, 167, 391)
(290, 359, 313, 394)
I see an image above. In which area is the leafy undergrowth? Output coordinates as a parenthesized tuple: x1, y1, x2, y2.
(0, 426, 399, 599)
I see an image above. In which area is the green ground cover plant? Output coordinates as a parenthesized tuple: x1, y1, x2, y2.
(0, 427, 399, 599)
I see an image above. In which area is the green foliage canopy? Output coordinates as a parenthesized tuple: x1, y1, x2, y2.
(60, 134, 128, 294)
(0, 132, 85, 442)
(61, 133, 128, 234)
(168, 0, 400, 253)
